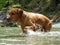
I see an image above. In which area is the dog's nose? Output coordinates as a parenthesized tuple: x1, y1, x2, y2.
(6, 15, 10, 20)
(7, 18, 10, 20)
(6, 18, 11, 22)
(7, 18, 10, 21)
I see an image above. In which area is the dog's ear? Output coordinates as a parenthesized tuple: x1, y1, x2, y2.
(17, 9, 23, 16)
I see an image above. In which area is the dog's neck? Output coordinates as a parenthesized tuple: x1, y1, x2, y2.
(18, 11, 29, 25)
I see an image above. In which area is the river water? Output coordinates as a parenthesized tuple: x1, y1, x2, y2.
(0, 27, 60, 45)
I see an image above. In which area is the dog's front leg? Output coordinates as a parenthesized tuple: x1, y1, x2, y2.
(23, 26, 34, 34)
(20, 24, 27, 34)
(23, 26, 36, 34)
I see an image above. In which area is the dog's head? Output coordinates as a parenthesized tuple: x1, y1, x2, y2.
(7, 8, 23, 22)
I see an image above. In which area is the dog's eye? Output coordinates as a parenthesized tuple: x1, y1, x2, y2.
(11, 13, 14, 15)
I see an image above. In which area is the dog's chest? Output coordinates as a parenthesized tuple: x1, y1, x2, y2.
(24, 19, 32, 26)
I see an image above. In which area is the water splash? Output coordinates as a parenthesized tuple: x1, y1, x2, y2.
(26, 29, 60, 36)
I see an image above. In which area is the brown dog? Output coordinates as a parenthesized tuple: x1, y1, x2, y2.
(7, 8, 57, 34)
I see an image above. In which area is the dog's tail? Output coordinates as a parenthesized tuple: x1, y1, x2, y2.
(51, 13, 58, 22)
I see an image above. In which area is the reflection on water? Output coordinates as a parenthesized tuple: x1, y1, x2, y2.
(0, 27, 60, 45)
(0, 35, 60, 45)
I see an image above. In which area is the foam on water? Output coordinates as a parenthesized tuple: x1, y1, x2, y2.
(26, 29, 60, 36)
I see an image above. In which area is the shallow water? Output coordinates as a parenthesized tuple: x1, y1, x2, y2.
(0, 27, 60, 45)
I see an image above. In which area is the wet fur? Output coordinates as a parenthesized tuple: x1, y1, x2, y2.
(7, 8, 57, 34)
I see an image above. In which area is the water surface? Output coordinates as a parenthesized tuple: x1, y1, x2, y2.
(0, 27, 60, 45)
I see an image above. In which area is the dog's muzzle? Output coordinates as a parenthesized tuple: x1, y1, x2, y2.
(6, 14, 11, 22)
(7, 14, 10, 19)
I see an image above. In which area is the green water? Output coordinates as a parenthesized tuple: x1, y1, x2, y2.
(0, 27, 60, 45)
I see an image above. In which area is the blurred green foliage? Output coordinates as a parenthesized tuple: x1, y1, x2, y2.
(0, 0, 13, 10)
(0, 0, 60, 15)
(0, 0, 7, 10)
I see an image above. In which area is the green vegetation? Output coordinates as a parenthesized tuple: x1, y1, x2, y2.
(0, 0, 60, 15)
(0, 0, 7, 10)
